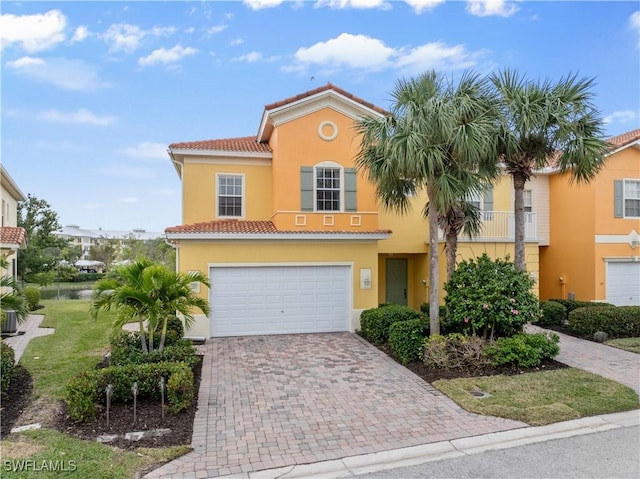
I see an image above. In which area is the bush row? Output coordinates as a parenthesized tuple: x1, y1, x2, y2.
(23, 287, 40, 311)
(359, 304, 423, 345)
(485, 332, 560, 368)
(568, 306, 640, 339)
(1, 342, 15, 393)
(109, 331, 199, 369)
(388, 319, 429, 365)
(66, 361, 194, 422)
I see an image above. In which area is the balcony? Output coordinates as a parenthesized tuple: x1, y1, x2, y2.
(450, 211, 537, 242)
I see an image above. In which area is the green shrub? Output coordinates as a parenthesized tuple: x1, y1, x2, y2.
(485, 332, 559, 368)
(359, 305, 423, 345)
(66, 361, 194, 422)
(444, 254, 541, 339)
(1, 342, 16, 393)
(23, 287, 41, 311)
(548, 299, 615, 319)
(568, 306, 640, 339)
(165, 316, 185, 340)
(538, 301, 567, 327)
(109, 330, 198, 368)
(74, 273, 105, 282)
(388, 319, 429, 365)
(423, 333, 489, 370)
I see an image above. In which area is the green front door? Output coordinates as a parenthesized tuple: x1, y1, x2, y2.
(386, 258, 407, 305)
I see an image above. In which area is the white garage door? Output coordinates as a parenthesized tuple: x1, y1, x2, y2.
(210, 265, 351, 337)
(606, 262, 640, 306)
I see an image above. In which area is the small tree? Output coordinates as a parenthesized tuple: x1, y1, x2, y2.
(444, 253, 540, 340)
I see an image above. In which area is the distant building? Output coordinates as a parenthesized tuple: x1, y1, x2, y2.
(53, 225, 163, 260)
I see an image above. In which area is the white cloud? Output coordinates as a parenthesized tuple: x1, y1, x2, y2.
(102, 23, 177, 53)
(630, 11, 640, 46)
(467, 0, 519, 18)
(603, 110, 637, 125)
(287, 33, 484, 73)
(185, 27, 196, 34)
(395, 41, 487, 73)
(207, 25, 228, 34)
(0, 10, 67, 52)
(6, 56, 111, 91)
(243, 0, 285, 9)
(314, 0, 392, 9)
(118, 142, 167, 159)
(230, 37, 245, 46)
(138, 45, 197, 67)
(38, 108, 117, 126)
(71, 25, 90, 44)
(404, 0, 445, 14)
(118, 197, 139, 204)
(234, 51, 264, 62)
(292, 33, 395, 70)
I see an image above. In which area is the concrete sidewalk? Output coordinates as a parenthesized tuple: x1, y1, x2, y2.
(2, 314, 54, 363)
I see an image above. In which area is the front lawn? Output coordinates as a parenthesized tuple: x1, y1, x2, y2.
(605, 337, 640, 354)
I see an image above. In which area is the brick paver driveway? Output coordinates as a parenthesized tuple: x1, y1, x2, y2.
(146, 333, 525, 478)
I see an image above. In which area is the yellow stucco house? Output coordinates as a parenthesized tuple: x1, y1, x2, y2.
(539, 129, 640, 306)
(1, 165, 27, 280)
(166, 84, 542, 338)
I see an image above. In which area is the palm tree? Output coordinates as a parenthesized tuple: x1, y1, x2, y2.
(91, 260, 210, 353)
(356, 71, 498, 335)
(491, 69, 609, 270)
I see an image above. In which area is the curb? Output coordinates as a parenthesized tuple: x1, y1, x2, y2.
(219, 410, 640, 479)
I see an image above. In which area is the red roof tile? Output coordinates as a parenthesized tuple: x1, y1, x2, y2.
(0, 226, 27, 247)
(165, 219, 390, 236)
(608, 129, 640, 148)
(264, 83, 389, 116)
(169, 136, 272, 153)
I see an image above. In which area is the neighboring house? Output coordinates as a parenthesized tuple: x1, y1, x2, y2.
(54, 225, 163, 260)
(540, 129, 640, 306)
(166, 84, 539, 338)
(0, 165, 27, 280)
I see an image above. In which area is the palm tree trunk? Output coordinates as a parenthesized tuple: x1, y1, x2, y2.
(445, 230, 459, 281)
(138, 316, 148, 354)
(512, 174, 527, 271)
(159, 317, 168, 352)
(426, 182, 441, 336)
(147, 323, 154, 352)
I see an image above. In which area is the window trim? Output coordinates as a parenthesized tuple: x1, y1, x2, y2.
(216, 173, 245, 219)
(622, 178, 640, 219)
(523, 189, 533, 213)
(314, 161, 343, 213)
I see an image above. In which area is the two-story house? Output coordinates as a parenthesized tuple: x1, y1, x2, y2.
(166, 84, 540, 338)
(539, 129, 640, 306)
(1, 165, 27, 280)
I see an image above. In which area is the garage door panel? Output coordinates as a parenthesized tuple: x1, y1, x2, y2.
(606, 262, 640, 306)
(210, 265, 350, 337)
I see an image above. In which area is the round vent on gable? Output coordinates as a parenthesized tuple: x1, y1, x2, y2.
(318, 121, 338, 141)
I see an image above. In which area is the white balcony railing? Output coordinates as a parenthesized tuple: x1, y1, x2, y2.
(448, 211, 537, 242)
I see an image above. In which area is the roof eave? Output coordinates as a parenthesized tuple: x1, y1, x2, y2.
(165, 232, 391, 241)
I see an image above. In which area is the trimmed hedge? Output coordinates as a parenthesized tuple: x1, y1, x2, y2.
(388, 319, 429, 365)
(109, 331, 197, 368)
(1, 342, 16, 393)
(23, 287, 41, 311)
(66, 361, 194, 422)
(359, 305, 423, 345)
(538, 301, 567, 327)
(548, 299, 615, 318)
(568, 306, 640, 339)
(485, 332, 560, 368)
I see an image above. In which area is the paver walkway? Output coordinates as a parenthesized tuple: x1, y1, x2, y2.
(2, 314, 54, 363)
(527, 325, 640, 394)
(145, 333, 525, 478)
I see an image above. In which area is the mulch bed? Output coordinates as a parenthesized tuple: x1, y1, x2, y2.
(1, 356, 202, 450)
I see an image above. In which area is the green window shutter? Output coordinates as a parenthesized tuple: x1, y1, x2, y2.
(344, 168, 357, 212)
(614, 180, 623, 218)
(483, 186, 494, 211)
(301, 167, 313, 212)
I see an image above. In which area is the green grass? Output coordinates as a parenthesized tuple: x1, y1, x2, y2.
(0, 429, 190, 479)
(605, 337, 640, 354)
(19, 300, 115, 398)
(26, 281, 97, 293)
(433, 368, 639, 426)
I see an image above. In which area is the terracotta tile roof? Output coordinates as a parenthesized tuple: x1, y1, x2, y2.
(608, 129, 640, 148)
(165, 219, 390, 236)
(0, 226, 27, 247)
(264, 83, 390, 116)
(169, 136, 272, 153)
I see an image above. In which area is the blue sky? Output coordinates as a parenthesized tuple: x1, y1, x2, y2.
(2, 1, 639, 233)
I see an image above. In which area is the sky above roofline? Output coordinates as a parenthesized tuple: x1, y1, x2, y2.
(1, 1, 639, 232)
